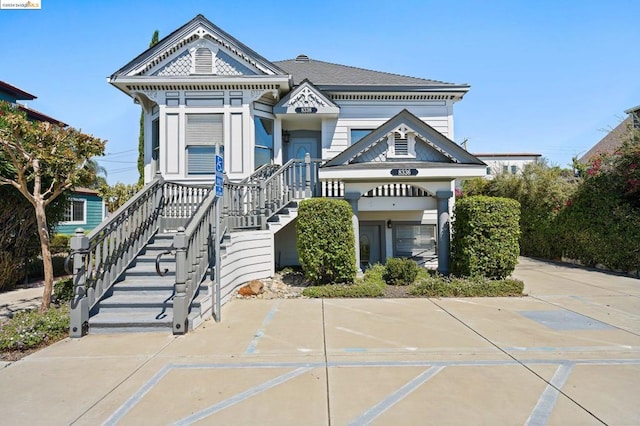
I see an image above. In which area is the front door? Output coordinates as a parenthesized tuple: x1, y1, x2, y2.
(287, 137, 318, 161)
(359, 224, 382, 268)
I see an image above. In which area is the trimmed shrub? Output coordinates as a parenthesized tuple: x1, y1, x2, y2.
(302, 264, 385, 298)
(409, 274, 524, 297)
(296, 198, 356, 284)
(451, 196, 521, 279)
(383, 258, 419, 285)
(461, 162, 578, 260)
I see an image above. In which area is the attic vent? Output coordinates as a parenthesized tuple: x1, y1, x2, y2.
(295, 54, 310, 62)
(394, 133, 408, 155)
(194, 48, 213, 74)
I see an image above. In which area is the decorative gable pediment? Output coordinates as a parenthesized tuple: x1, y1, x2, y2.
(110, 15, 287, 79)
(274, 80, 339, 115)
(325, 109, 485, 167)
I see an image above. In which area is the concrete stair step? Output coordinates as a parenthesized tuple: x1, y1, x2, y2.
(89, 311, 173, 333)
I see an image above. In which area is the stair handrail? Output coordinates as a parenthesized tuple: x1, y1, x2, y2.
(171, 183, 219, 334)
(260, 154, 324, 226)
(239, 163, 281, 184)
(69, 173, 166, 337)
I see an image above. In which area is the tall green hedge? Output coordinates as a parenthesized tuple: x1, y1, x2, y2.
(451, 196, 521, 279)
(296, 198, 356, 284)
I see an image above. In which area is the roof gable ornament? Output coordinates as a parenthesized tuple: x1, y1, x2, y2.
(274, 79, 339, 115)
(110, 15, 287, 79)
(288, 86, 327, 108)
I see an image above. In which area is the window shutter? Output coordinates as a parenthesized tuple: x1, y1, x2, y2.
(186, 114, 223, 146)
(194, 48, 213, 74)
(187, 146, 216, 174)
(394, 133, 408, 155)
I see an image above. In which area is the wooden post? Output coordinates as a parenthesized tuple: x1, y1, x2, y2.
(304, 153, 311, 198)
(259, 180, 266, 230)
(70, 228, 89, 338)
(173, 226, 188, 334)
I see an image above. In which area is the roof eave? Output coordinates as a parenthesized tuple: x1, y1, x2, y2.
(317, 85, 470, 93)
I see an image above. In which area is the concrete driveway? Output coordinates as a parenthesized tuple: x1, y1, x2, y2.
(0, 257, 638, 425)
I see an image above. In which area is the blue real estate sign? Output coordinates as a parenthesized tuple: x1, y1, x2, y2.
(215, 155, 224, 197)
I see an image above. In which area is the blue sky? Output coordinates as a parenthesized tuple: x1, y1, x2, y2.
(1, 0, 638, 184)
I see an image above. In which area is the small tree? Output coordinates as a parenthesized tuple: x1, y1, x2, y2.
(138, 30, 160, 185)
(0, 102, 105, 311)
(99, 181, 142, 213)
(451, 196, 521, 279)
(296, 198, 356, 284)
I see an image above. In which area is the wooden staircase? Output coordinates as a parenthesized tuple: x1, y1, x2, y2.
(88, 234, 212, 333)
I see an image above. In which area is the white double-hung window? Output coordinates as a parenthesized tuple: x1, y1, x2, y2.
(186, 114, 223, 175)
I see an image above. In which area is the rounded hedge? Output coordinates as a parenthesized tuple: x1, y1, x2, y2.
(451, 195, 521, 279)
(296, 198, 356, 284)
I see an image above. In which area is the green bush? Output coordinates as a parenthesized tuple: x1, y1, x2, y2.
(296, 198, 356, 284)
(383, 258, 419, 285)
(302, 264, 385, 298)
(0, 305, 69, 351)
(50, 234, 71, 254)
(462, 162, 578, 260)
(53, 278, 74, 304)
(409, 274, 524, 297)
(451, 196, 521, 279)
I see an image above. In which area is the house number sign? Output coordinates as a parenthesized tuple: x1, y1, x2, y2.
(390, 168, 418, 176)
(295, 107, 318, 113)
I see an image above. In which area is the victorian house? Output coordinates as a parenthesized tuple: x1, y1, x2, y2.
(68, 15, 486, 336)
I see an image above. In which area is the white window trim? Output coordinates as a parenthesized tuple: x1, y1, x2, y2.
(253, 111, 276, 168)
(61, 198, 87, 225)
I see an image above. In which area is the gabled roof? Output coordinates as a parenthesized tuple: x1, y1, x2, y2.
(324, 109, 484, 167)
(274, 55, 470, 93)
(18, 104, 67, 127)
(274, 79, 339, 114)
(579, 115, 633, 163)
(0, 80, 36, 101)
(110, 14, 288, 79)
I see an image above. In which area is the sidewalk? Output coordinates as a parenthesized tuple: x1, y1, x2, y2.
(0, 257, 638, 425)
(0, 282, 43, 322)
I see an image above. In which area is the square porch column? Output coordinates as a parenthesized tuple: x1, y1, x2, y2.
(436, 190, 453, 275)
(344, 192, 362, 275)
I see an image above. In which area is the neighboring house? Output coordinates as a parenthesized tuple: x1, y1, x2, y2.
(108, 14, 486, 271)
(0, 80, 67, 126)
(0, 81, 104, 234)
(474, 153, 541, 178)
(54, 187, 107, 235)
(579, 105, 640, 164)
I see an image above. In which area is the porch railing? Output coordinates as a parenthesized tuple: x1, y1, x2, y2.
(223, 154, 322, 230)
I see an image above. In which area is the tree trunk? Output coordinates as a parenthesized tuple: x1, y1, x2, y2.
(34, 199, 53, 312)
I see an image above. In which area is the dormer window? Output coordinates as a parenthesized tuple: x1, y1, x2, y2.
(193, 47, 213, 74)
